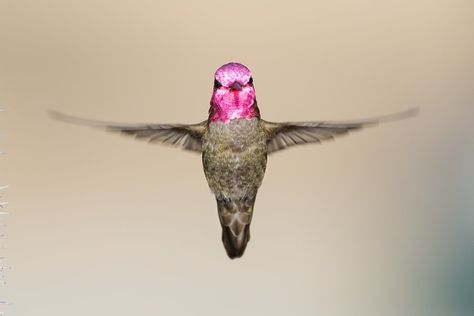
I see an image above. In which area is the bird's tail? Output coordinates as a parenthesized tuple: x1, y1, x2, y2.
(216, 197, 256, 259)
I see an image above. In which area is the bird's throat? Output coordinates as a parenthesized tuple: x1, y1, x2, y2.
(209, 87, 259, 124)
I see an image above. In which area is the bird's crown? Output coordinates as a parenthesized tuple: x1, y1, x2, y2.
(214, 62, 252, 87)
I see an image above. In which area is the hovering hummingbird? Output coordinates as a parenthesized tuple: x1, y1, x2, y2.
(52, 62, 417, 259)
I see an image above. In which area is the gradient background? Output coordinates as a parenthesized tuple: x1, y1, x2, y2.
(0, 0, 473, 315)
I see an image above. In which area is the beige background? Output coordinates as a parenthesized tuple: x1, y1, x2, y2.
(1, 0, 473, 315)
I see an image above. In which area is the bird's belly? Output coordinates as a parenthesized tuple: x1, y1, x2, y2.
(202, 119, 267, 200)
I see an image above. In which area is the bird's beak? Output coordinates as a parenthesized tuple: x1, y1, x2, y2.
(230, 81, 243, 91)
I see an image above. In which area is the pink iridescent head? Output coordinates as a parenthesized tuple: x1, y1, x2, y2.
(209, 62, 260, 123)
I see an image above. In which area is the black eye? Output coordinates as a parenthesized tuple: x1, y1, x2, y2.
(214, 79, 222, 88)
(248, 77, 253, 86)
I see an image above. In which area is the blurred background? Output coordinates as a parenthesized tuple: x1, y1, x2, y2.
(0, 0, 473, 315)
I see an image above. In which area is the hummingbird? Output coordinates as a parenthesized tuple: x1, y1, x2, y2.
(51, 62, 417, 259)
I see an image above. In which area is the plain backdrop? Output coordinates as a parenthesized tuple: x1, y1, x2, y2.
(0, 0, 473, 315)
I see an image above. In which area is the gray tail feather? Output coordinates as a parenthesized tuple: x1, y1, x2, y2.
(217, 197, 255, 259)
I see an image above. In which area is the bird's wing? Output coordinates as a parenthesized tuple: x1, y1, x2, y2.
(262, 108, 418, 154)
(50, 111, 207, 152)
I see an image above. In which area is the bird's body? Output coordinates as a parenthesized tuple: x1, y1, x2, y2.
(51, 62, 417, 259)
(203, 118, 267, 200)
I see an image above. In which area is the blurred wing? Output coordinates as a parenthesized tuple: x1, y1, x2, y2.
(262, 108, 418, 154)
(50, 111, 207, 152)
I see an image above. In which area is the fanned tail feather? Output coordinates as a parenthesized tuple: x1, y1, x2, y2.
(217, 197, 255, 259)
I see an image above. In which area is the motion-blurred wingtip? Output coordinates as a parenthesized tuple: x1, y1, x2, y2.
(401, 107, 420, 118)
(378, 107, 420, 124)
(48, 110, 79, 124)
(47, 110, 108, 128)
